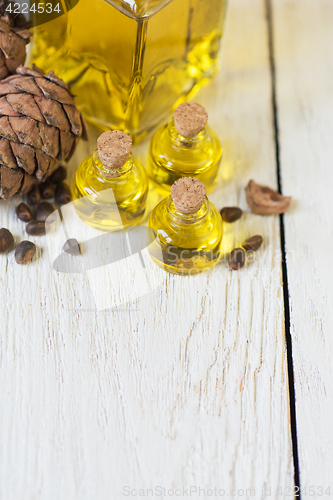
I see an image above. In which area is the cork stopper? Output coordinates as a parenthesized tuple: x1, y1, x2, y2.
(174, 102, 208, 138)
(171, 177, 207, 215)
(97, 130, 132, 170)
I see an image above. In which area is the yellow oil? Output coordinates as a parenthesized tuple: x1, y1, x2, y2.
(30, 0, 228, 140)
(73, 149, 149, 231)
(148, 195, 223, 275)
(147, 118, 222, 196)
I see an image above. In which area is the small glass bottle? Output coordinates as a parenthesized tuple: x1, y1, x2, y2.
(148, 177, 223, 275)
(147, 102, 222, 196)
(73, 131, 149, 231)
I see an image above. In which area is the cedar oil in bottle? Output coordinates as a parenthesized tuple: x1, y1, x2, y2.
(73, 131, 149, 231)
(148, 177, 223, 275)
(147, 103, 222, 196)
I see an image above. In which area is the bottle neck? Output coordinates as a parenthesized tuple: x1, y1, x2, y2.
(93, 149, 134, 178)
(167, 195, 209, 225)
(168, 118, 208, 149)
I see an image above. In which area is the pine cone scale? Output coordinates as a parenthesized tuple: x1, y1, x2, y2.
(0, 115, 16, 140)
(9, 116, 43, 149)
(10, 142, 36, 174)
(13, 28, 30, 40)
(63, 103, 82, 136)
(0, 31, 26, 61)
(66, 137, 79, 162)
(0, 76, 43, 96)
(34, 95, 70, 132)
(38, 122, 60, 159)
(0, 136, 16, 168)
(0, 94, 20, 115)
(18, 171, 35, 194)
(0, 19, 10, 33)
(35, 149, 56, 181)
(59, 131, 75, 161)
(8, 93, 45, 121)
(0, 67, 7, 79)
(0, 164, 23, 199)
(42, 69, 70, 91)
(5, 77, 38, 95)
(35, 77, 75, 106)
(6, 56, 25, 73)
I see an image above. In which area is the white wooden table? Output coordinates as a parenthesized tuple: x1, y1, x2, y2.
(1, 0, 332, 498)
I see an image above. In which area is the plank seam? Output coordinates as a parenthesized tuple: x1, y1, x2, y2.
(265, 0, 301, 495)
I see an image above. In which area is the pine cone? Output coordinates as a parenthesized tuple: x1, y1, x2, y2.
(0, 0, 31, 79)
(0, 65, 88, 200)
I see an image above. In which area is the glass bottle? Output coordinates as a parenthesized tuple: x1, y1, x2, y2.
(146, 102, 222, 196)
(29, 0, 228, 140)
(73, 130, 149, 231)
(148, 177, 223, 275)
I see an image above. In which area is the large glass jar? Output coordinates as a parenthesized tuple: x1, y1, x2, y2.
(30, 0, 228, 140)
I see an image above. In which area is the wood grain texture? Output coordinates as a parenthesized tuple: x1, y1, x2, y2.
(272, 0, 333, 490)
(0, 0, 294, 498)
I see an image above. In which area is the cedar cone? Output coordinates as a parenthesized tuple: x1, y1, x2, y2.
(0, 65, 88, 200)
(0, 0, 31, 79)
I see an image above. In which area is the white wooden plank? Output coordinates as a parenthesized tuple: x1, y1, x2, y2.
(0, 0, 293, 498)
(272, 0, 333, 490)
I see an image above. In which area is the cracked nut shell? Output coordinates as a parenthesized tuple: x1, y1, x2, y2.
(245, 179, 291, 215)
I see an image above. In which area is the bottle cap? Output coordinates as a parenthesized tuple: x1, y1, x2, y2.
(174, 102, 208, 138)
(97, 131, 132, 170)
(171, 177, 207, 215)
